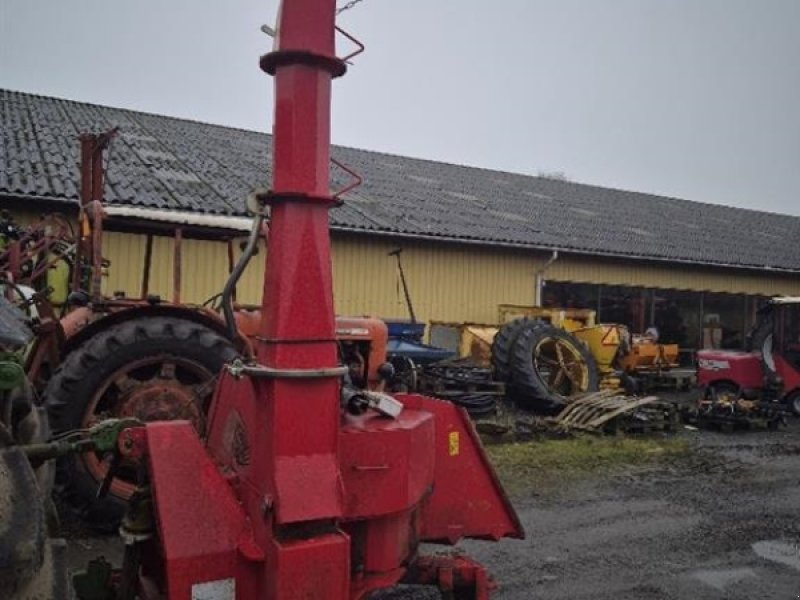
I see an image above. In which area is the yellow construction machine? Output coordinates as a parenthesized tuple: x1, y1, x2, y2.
(429, 304, 681, 414)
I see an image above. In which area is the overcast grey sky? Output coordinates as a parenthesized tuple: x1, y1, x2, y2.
(2, 0, 799, 216)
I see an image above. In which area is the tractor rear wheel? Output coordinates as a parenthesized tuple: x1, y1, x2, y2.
(785, 390, 800, 416)
(0, 425, 70, 599)
(490, 318, 541, 383)
(45, 316, 237, 532)
(509, 323, 598, 413)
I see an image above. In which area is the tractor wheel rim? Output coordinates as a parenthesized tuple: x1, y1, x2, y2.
(81, 355, 215, 499)
(533, 337, 589, 397)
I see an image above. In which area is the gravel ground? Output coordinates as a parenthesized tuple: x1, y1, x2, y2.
(461, 420, 800, 599)
(63, 419, 800, 599)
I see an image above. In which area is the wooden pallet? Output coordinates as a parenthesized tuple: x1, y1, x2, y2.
(552, 390, 675, 434)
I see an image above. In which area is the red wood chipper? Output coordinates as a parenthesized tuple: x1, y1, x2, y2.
(64, 1, 523, 598)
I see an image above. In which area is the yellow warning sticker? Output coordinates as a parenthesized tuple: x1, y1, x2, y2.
(448, 431, 460, 456)
(601, 326, 620, 346)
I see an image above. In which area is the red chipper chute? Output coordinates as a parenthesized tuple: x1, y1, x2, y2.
(123, 1, 523, 598)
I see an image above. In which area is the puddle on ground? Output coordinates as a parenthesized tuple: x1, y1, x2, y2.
(692, 568, 756, 591)
(752, 539, 800, 571)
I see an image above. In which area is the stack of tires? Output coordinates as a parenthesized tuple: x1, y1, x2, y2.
(491, 318, 599, 413)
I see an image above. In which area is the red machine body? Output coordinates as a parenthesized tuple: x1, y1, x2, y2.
(697, 299, 800, 407)
(129, 1, 522, 598)
(696, 350, 764, 391)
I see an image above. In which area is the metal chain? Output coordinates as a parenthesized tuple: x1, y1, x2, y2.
(336, 0, 365, 15)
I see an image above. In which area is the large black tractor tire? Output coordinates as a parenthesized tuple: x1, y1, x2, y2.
(509, 323, 599, 413)
(45, 317, 237, 532)
(490, 318, 542, 383)
(0, 424, 70, 599)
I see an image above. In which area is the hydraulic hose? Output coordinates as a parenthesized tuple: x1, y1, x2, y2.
(221, 214, 264, 339)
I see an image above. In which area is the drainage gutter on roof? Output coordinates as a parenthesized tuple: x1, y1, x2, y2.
(104, 205, 253, 232)
(12, 198, 800, 277)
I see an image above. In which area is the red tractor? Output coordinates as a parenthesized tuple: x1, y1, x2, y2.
(696, 297, 800, 420)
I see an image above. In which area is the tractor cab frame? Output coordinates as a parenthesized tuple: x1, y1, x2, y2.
(697, 297, 800, 415)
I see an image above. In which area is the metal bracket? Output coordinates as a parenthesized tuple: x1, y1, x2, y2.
(335, 26, 365, 64)
(227, 359, 348, 380)
(331, 158, 363, 199)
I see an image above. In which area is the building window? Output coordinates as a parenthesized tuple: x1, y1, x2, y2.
(653, 289, 702, 349)
(702, 292, 746, 350)
(542, 280, 763, 352)
(541, 282, 599, 311)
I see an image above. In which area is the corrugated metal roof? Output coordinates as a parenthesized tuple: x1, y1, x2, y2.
(3, 88, 800, 273)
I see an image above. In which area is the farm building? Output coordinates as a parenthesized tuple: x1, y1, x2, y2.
(3, 88, 800, 353)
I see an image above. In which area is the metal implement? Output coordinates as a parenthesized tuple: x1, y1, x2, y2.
(695, 297, 800, 428)
(103, 2, 522, 599)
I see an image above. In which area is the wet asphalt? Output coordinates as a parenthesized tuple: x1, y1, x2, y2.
(462, 420, 800, 599)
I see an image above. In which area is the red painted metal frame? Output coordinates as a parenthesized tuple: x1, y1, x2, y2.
(696, 350, 763, 390)
(137, 1, 523, 598)
(77, 128, 117, 299)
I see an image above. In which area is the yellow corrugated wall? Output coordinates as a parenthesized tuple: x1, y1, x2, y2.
(6, 203, 800, 320)
(102, 232, 537, 322)
(102, 231, 800, 322)
(103, 231, 267, 305)
(331, 236, 536, 323)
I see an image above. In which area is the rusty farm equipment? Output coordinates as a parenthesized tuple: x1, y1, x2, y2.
(2, 2, 523, 598)
(1, 134, 397, 531)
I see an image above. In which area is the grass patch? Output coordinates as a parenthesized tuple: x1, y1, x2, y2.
(486, 435, 688, 494)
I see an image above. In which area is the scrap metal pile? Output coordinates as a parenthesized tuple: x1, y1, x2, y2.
(414, 359, 503, 419)
(390, 311, 683, 434)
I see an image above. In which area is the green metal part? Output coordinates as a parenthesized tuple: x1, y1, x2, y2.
(88, 418, 143, 453)
(20, 418, 143, 467)
(0, 353, 25, 391)
(72, 556, 116, 600)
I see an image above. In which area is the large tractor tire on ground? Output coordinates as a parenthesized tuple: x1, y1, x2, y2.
(509, 323, 599, 413)
(45, 316, 237, 532)
(0, 424, 70, 599)
(490, 317, 541, 383)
